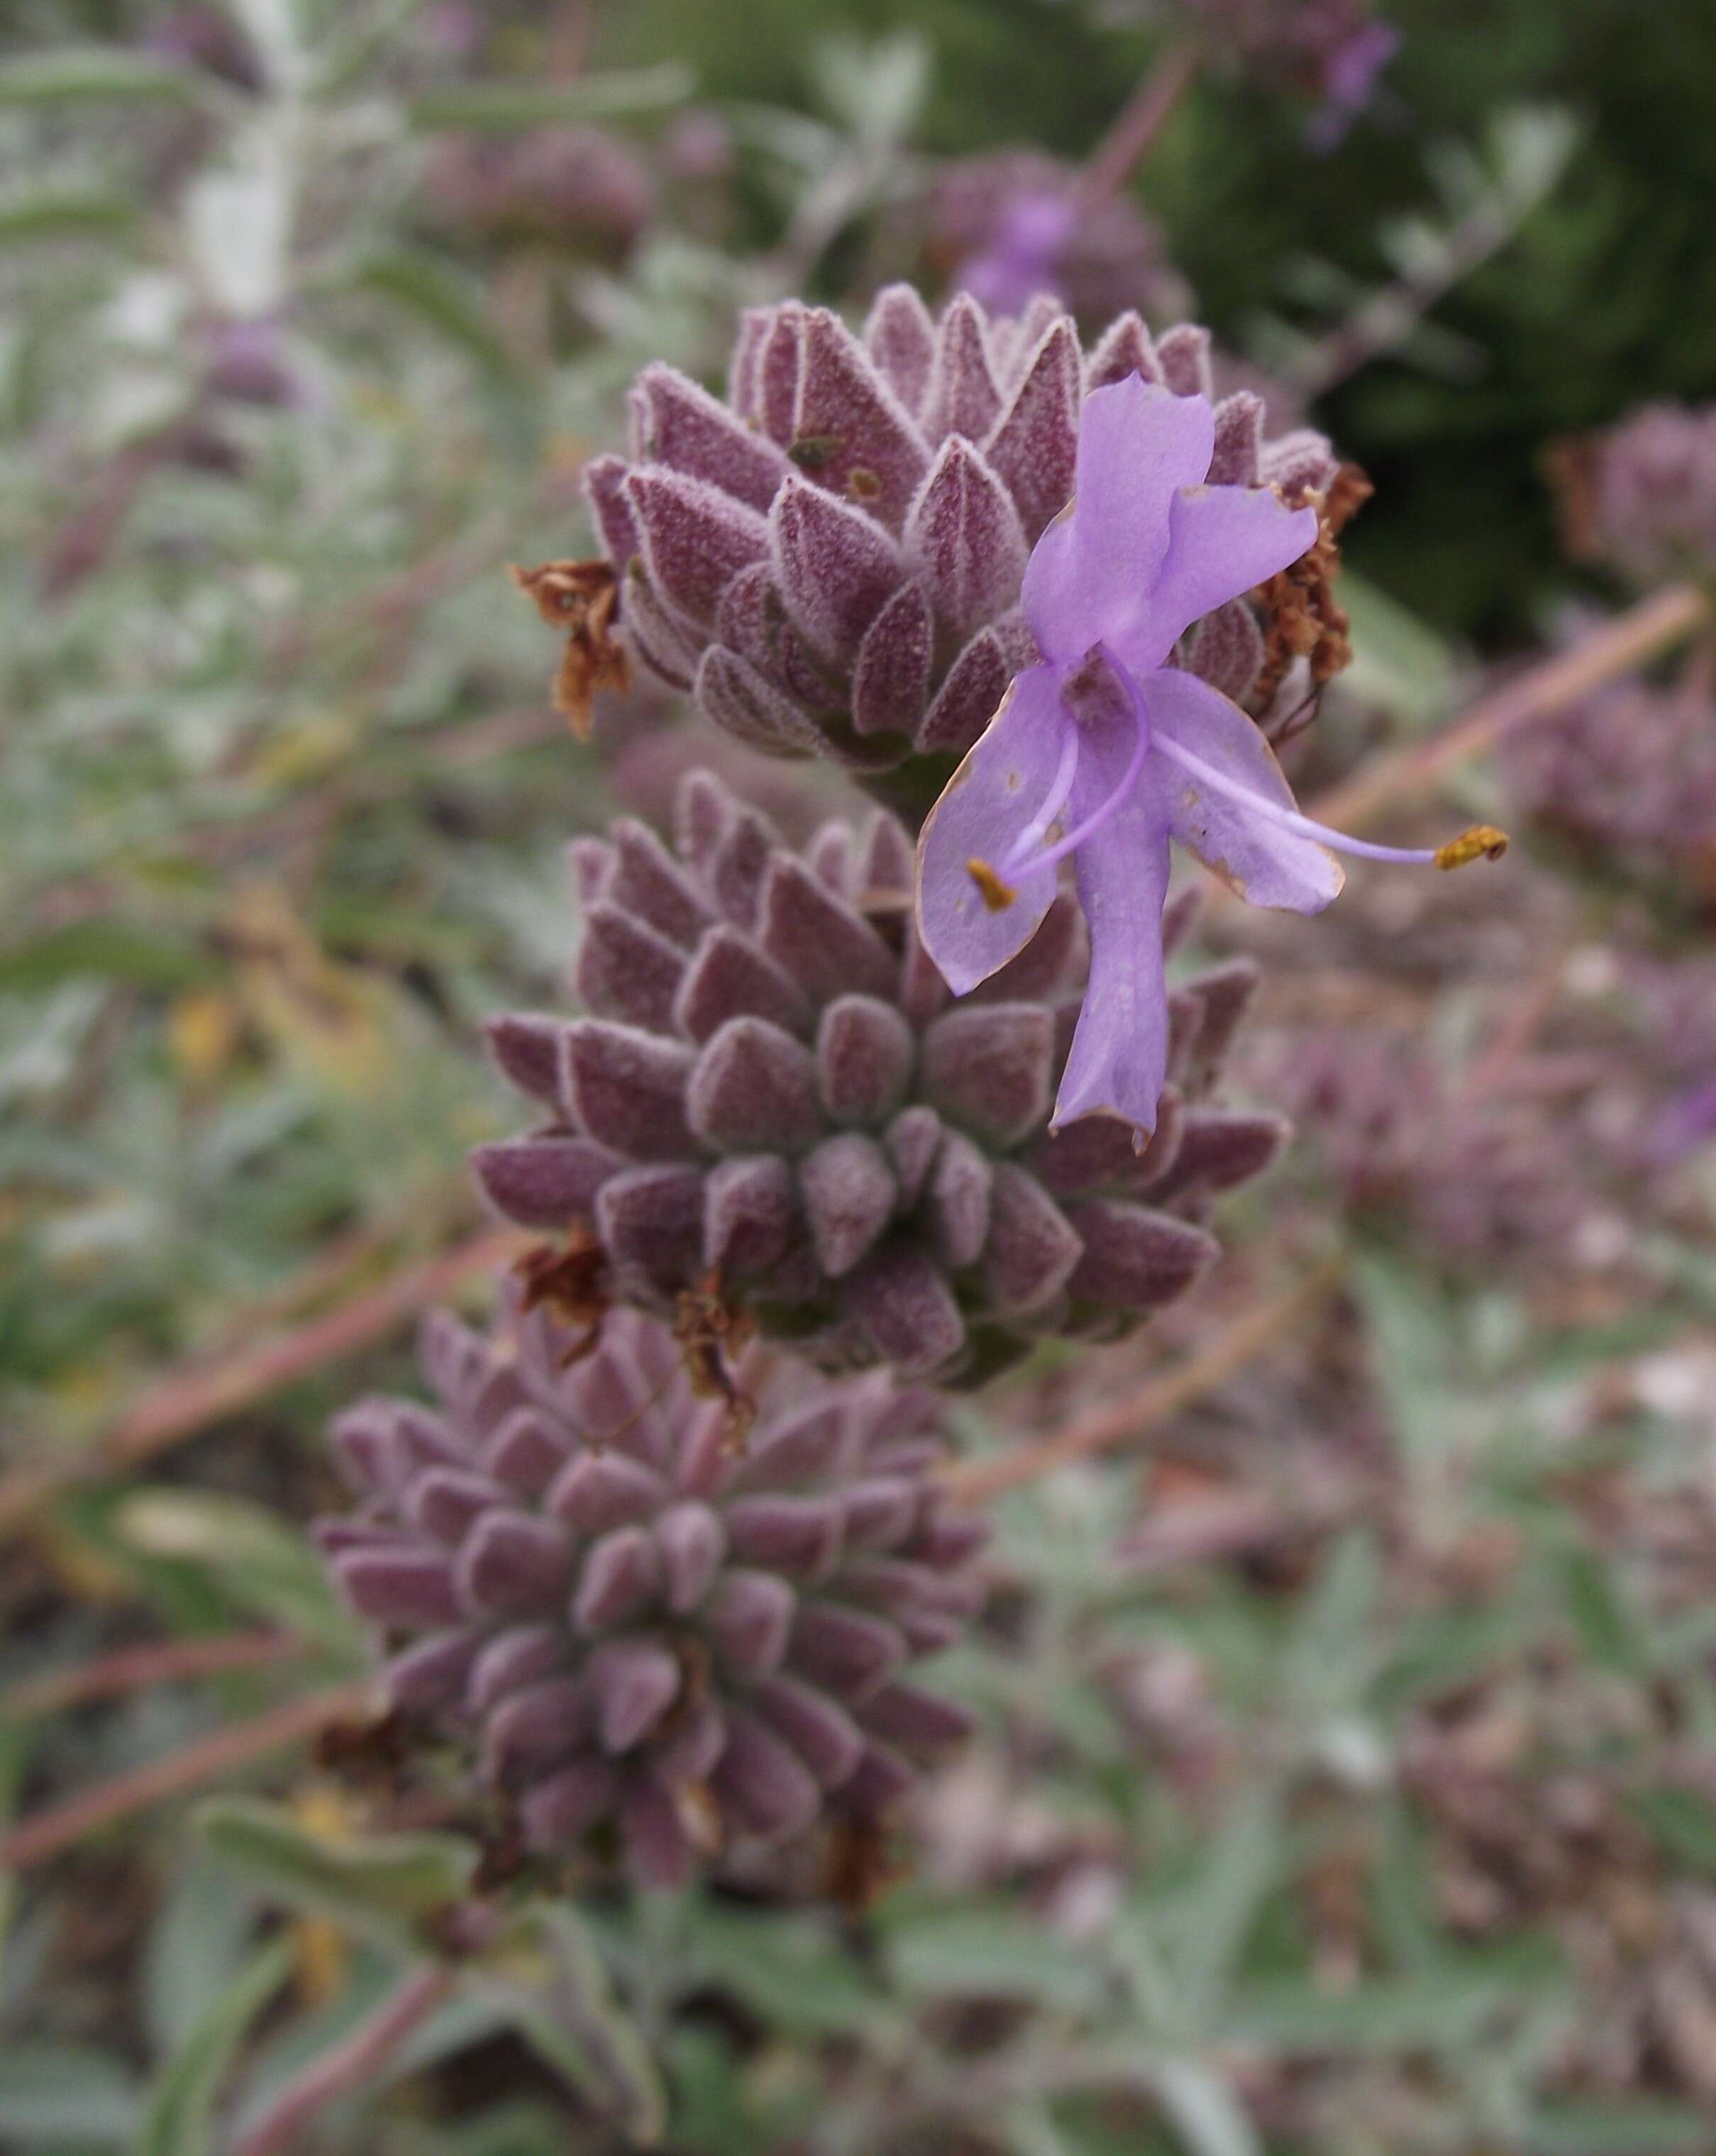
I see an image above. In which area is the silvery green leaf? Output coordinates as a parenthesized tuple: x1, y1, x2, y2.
(184, 126, 292, 318)
(0, 184, 137, 247)
(143, 1864, 262, 2058)
(404, 62, 692, 133)
(0, 48, 206, 106)
(1148, 2057, 1262, 2156)
(0, 2047, 140, 2147)
(116, 1488, 360, 1651)
(196, 1797, 477, 1946)
(886, 1908, 1107, 2014)
(340, 249, 516, 378)
(808, 33, 929, 148)
(490, 1903, 668, 2149)
(135, 1939, 294, 2156)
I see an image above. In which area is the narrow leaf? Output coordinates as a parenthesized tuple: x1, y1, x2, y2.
(404, 64, 692, 132)
(135, 1938, 293, 2156)
(197, 1798, 477, 1945)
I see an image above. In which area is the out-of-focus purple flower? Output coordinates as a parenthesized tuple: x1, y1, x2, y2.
(1182, 0, 1396, 137)
(202, 316, 302, 408)
(922, 151, 1186, 326)
(1502, 664, 1716, 910)
(917, 377, 1505, 1134)
(145, 3, 265, 92)
(1650, 1076, 1716, 1166)
(1305, 21, 1400, 148)
(1551, 402, 1716, 590)
(954, 191, 1080, 316)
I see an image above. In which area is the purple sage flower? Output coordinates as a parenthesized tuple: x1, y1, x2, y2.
(954, 191, 1080, 317)
(917, 375, 1505, 1134)
(1306, 21, 1400, 148)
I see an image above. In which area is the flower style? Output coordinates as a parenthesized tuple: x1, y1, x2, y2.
(917, 375, 1505, 1135)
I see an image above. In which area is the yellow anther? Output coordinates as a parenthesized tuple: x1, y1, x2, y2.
(1434, 824, 1510, 870)
(966, 857, 1018, 911)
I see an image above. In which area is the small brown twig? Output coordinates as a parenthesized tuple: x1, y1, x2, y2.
(1309, 582, 1712, 836)
(1, 1630, 305, 1724)
(1077, 39, 1202, 208)
(0, 1227, 521, 1539)
(943, 1256, 1346, 1505)
(0, 1681, 369, 1873)
(228, 1962, 458, 2156)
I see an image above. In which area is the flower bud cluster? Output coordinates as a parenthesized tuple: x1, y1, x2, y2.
(319, 1293, 985, 1887)
(473, 771, 1286, 1383)
(585, 287, 1337, 777)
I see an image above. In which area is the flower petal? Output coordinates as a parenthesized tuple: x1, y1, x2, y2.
(1115, 484, 1318, 675)
(1053, 719, 1173, 1135)
(1021, 377, 1213, 665)
(1145, 668, 1345, 912)
(916, 664, 1065, 996)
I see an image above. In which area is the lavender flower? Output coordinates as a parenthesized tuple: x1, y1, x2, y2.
(319, 1290, 987, 1889)
(955, 190, 1080, 318)
(922, 150, 1186, 324)
(1305, 21, 1400, 148)
(1501, 668, 1716, 910)
(473, 770, 1283, 1381)
(916, 375, 1506, 1134)
(1551, 402, 1716, 589)
(575, 288, 1339, 782)
(1180, 0, 1397, 119)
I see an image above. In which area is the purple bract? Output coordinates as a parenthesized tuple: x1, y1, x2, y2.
(319, 1293, 987, 1888)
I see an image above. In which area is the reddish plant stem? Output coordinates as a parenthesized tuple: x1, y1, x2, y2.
(1310, 583, 1711, 835)
(0, 1226, 521, 1539)
(1, 1630, 305, 1723)
(943, 1256, 1345, 1504)
(229, 1962, 458, 2156)
(1078, 40, 1202, 208)
(0, 1681, 370, 1873)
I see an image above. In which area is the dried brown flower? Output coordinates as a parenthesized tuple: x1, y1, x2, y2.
(509, 558, 630, 741)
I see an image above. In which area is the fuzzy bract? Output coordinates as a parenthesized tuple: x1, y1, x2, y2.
(472, 770, 1286, 1383)
(585, 287, 1339, 774)
(319, 1293, 987, 1889)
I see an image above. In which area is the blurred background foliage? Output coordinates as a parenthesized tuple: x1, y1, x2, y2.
(5, 3, 1716, 2154)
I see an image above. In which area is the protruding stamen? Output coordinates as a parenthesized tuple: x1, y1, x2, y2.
(1000, 723, 1080, 878)
(1434, 824, 1510, 870)
(1152, 734, 1509, 873)
(967, 857, 1019, 911)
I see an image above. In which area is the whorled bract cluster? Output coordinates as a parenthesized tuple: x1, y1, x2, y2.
(1502, 671, 1716, 905)
(1551, 402, 1716, 590)
(583, 287, 1339, 775)
(318, 1295, 986, 1888)
(472, 770, 1286, 1383)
